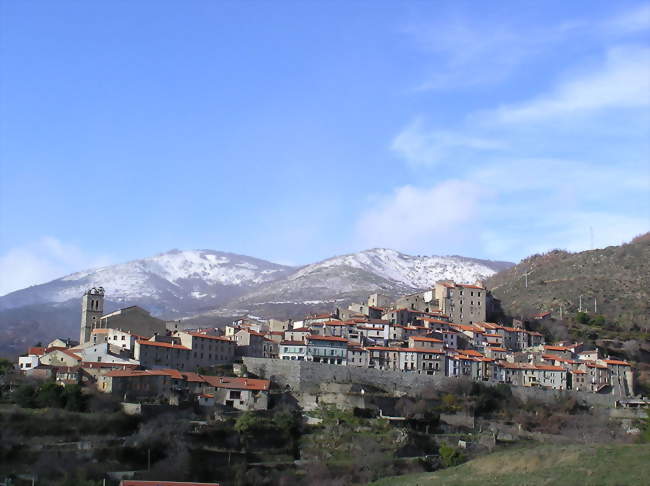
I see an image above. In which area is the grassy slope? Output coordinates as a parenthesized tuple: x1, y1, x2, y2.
(371, 443, 650, 486)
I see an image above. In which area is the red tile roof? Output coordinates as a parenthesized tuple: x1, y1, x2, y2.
(280, 340, 306, 346)
(137, 340, 190, 350)
(410, 336, 443, 343)
(203, 376, 270, 391)
(603, 359, 631, 366)
(307, 335, 348, 343)
(401, 347, 445, 354)
(104, 369, 184, 379)
(544, 345, 571, 351)
(187, 332, 232, 342)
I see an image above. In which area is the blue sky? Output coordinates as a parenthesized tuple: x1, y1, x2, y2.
(1, 0, 649, 295)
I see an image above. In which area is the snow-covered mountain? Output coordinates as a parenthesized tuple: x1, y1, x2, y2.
(0, 249, 294, 314)
(0, 248, 512, 355)
(232, 248, 511, 308)
(291, 248, 508, 289)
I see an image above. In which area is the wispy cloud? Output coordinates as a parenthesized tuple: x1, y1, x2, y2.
(391, 119, 505, 167)
(355, 180, 486, 252)
(403, 3, 650, 91)
(493, 45, 650, 123)
(371, 7, 650, 261)
(0, 237, 113, 296)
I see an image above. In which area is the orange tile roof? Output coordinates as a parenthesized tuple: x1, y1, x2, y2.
(457, 349, 484, 357)
(307, 335, 348, 343)
(28, 346, 46, 356)
(91, 328, 109, 334)
(187, 331, 233, 343)
(451, 324, 482, 333)
(534, 364, 566, 372)
(401, 347, 445, 354)
(544, 345, 571, 351)
(203, 376, 270, 391)
(137, 340, 190, 350)
(410, 336, 443, 343)
(57, 349, 82, 361)
(421, 318, 450, 324)
(82, 362, 139, 369)
(603, 359, 631, 366)
(104, 369, 184, 379)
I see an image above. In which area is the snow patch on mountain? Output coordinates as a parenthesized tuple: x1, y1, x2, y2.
(291, 248, 498, 289)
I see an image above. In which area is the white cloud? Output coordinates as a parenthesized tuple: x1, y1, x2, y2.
(355, 180, 486, 251)
(493, 45, 650, 123)
(391, 119, 505, 167)
(0, 237, 113, 296)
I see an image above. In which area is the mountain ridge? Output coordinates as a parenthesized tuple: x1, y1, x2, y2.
(0, 247, 512, 355)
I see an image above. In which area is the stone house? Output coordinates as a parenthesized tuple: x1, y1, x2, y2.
(347, 344, 369, 367)
(284, 327, 310, 342)
(603, 359, 633, 396)
(571, 369, 589, 391)
(435, 281, 486, 325)
(408, 335, 443, 351)
(97, 369, 185, 402)
(382, 308, 412, 326)
(202, 376, 270, 411)
(279, 340, 307, 361)
(175, 331, 236, 367)
(40, 348, 83, 367)
(306, 335, 348, 365)
(366, 346, 400, 370)
(398, 348, 445, 374)
(134, 340, 191, 370)
(367, 293, 391, 308)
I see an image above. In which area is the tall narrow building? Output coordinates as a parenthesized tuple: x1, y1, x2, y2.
(80, 287, 104, 344)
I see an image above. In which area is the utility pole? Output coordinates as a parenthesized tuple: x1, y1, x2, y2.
(594, 297, 597, 314)
(560, 305, 563, 321)
(579, 295, 583, 312)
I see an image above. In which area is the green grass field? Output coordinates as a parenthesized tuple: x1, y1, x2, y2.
(371, 443, 650, 486)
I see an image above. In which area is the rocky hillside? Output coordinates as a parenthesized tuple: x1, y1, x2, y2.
(486, 233, 650, 329)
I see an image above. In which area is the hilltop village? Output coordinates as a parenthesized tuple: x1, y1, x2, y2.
(15, 280, 636, 411)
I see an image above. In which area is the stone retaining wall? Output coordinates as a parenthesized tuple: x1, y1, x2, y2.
(243, 357, 617, 407)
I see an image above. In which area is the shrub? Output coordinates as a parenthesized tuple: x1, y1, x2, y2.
(439, 443, 465, 468)
(13, 384, 36, 408)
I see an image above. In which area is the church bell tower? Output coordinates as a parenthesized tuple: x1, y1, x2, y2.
(80, 287, 104, 344)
